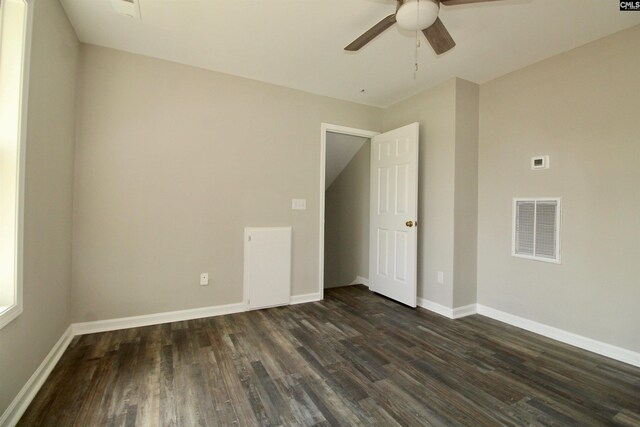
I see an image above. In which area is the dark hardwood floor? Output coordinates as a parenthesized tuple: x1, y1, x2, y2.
(20, 285, 640, 426)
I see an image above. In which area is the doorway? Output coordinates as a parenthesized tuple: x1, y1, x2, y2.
(319, 124, 378, 299)
(319, 123, 420, 307)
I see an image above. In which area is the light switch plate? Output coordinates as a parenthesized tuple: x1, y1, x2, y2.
(437, 271, 444, 284)
(292, 199, 307, 210)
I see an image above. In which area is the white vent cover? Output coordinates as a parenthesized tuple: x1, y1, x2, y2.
(513, 198, 561, 263)
(110, 0, 141, 19)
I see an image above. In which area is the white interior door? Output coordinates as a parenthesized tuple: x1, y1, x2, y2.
(369, 123, 419, 307)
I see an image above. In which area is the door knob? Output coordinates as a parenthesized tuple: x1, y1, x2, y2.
(406, 220, 414, 228)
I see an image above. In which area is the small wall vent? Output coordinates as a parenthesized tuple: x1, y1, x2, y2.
(110, 0, 141, 19)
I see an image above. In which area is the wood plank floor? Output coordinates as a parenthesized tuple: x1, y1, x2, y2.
(20, 286, 640, 426)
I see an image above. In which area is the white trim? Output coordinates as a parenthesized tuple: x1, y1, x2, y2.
(243, 227, 250, 307)
(417, 297, 454, 318)
(290, 292, 322, 305)
(452, 304, 477, 319)
(72, 293, 325, 336)
(417, 298, 476, 319)
(324, 275, 370, 289)
(476, 304, 640, 368)
(319, 124, 378, 303)
(16, 0, 34, 330)
(416, 300, 640, 367)
(72, 302, 247, 335)
(71, 292, 325, 335)
(0, 0, 34, 331)
(324, 284, 348, 289)
(352, 275, 370, 287)
(0, 294, 324, 424)
(3, 301, 639, 427)
(0, 305, 22, 331)
(0, 325, 73, 427)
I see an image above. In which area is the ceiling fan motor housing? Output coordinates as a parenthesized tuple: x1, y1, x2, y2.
(396, 0, 440, 31)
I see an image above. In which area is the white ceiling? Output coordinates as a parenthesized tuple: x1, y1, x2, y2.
(325, 132, 368, 190)
(60, 0, 640, 107)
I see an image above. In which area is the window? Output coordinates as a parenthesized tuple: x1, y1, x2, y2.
(0, 0, 30, 329)
(512, 198, 561, 264)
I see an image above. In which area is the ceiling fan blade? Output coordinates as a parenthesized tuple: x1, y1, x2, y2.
(344, 14, 397, 51)
(441, 0, 503, 5)
(422, 17, 456, 55)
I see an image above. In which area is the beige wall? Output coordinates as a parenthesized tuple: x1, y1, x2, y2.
(324, 143, 370, 288)
(453, 80, 479, 307)
(72, 45, 382, 322)
(0, 0, 78, 415)
(384, 79, 457, 307)
(384, 78, 479, 309)
(478, 25, 640, 351)
(3, 8, 638, 418)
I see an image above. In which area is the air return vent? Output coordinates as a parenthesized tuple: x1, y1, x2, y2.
(512, 198, 561, 263)
(110, 0, 141, 19)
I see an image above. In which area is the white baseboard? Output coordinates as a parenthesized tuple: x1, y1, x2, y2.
(290, 292, 322, 305)
(417, 297, 454, 318)
(72, 302, 248, 335)
(352, 276, 370, 287)
(452, 304, 477, 319)
(72, 293, 326, 335)
(323, 283, 349, 289)
(1, 294, 318, 424)
(5, 295, 638, 427)
(476, 305, 640, 368)
(324, 276, 370, 289)
(417, 298, 476, 319)
(417, 299, 639, 367)
(0, 326, 74, 427)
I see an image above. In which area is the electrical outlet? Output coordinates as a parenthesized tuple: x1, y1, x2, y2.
(437, 271, 444, 284)
(200, 273, 209, 286)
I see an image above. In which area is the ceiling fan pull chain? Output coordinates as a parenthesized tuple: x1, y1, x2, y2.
(414, 0, 420, 78)
(417, 0, 421, 48)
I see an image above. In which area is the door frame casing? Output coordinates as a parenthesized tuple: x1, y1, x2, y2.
(319, 124, 379, 300)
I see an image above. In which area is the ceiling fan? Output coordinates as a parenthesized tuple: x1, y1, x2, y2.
(345, 0, 502, 55)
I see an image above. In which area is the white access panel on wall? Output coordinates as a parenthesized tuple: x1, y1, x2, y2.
(244, 227, 292, 310)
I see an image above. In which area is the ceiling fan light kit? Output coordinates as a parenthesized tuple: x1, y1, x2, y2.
(345, 0, 504, 55)
(396, 0, 439, 31)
